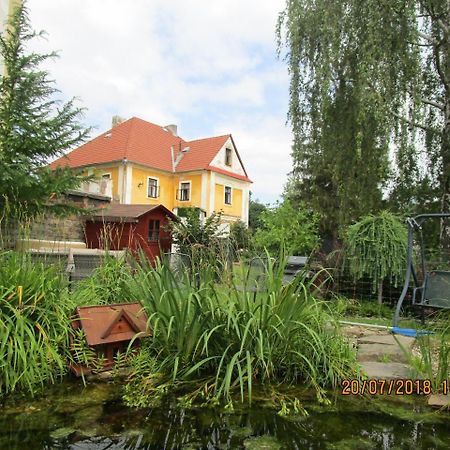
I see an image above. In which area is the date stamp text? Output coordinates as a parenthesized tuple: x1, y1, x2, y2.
(341, 379, 449, 396)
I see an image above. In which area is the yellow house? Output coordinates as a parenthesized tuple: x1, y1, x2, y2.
(51, 117, 252, 225)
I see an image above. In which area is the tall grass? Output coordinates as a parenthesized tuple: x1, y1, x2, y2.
(405, 320, 450, 393)
(0, 251, 74, 396)
(124, 254, 358, 408)
(71, 255, 133, 306)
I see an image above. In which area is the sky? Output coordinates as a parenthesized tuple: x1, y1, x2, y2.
(27, 0, 293, 204)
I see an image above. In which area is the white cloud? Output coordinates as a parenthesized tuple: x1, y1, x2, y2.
(27, 0, 292, 203)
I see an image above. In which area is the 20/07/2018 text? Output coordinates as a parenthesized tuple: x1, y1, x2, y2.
(341, 379, 449, 395)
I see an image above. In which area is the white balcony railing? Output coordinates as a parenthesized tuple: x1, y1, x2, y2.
(80, 178, 113, 198)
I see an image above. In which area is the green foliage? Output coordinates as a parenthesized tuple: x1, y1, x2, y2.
(253, 199, 319, 256)
(248, 197, 267, 231)
(168, 208, 231, 282)
(344, 211, 407, 293)
(229, 220, 252, 252)
(0, 251, 74, 396)
(404, 322, 450, 393)
(71, 256, 133, 306)
(169, 209, 224, 253)
(277, 0, 450, 238)
(0, 3, 91, 218)
(122, 255, 358, 408)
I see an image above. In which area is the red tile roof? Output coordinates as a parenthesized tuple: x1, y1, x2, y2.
(50, 117, 251, 182)
(175, 135, 229, 172)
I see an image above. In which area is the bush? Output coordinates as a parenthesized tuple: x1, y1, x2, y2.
(254, 199, 319, 256)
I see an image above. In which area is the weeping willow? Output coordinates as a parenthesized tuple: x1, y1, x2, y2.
(344, 212, 407, 303)
(278, 0, 450, 242)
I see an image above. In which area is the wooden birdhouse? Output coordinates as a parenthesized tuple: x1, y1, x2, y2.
(70, 302, 151, 376)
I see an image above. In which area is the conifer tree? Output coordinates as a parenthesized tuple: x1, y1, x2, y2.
(0, 3, 90, 217)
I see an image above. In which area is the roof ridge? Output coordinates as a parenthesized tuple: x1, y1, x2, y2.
(187, 134, 230, 144)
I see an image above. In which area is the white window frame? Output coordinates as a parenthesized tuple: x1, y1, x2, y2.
(178, 180, 191, 202)
(224, 185, 232, 205)
(101, 172, 112, 179)
(147, 176, 160, 199)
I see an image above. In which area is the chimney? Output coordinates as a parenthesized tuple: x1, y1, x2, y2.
(112, 115, 126, 127)
(165, 124, 178, 136)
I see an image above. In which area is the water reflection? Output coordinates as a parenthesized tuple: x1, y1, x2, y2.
(1, 389, 450, 449)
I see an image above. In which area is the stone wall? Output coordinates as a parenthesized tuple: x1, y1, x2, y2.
(1, 191, 111, 249)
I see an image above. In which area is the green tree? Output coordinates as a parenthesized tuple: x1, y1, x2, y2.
(248, 196, 267, 231)
(344, 211, 407, 304)
(229, 219, 252, 252)
(254, 199, 319, 256)
(277, 0, 450, 245)
(0, 3, 90, 217)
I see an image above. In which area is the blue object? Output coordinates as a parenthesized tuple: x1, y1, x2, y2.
(391, 327, 433, 337)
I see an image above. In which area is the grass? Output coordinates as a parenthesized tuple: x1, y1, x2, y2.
(0, 251, 75, 396)
(401, 317, 450, 393)
(0, 246, 359, 407)
(122, 254, 359, 408)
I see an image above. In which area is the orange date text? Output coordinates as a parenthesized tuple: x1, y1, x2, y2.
(341, 379, 446, 396)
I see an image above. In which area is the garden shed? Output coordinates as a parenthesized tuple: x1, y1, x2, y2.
(70, 302, 151, 376)
(84, 204, 176, 262)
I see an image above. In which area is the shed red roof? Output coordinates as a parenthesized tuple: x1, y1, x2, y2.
(50, 117, 251, 182)
(74, 303, 151, 346)
(87, 204, 177, 223)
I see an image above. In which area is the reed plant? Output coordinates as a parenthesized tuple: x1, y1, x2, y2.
(123, 252, 358, 408)
(71, 255, 133, 306)
(405, 320, 450, 393)
(0, 251, 74, 396)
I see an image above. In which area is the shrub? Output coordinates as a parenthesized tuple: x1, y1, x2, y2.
(253, 199, 319, 256)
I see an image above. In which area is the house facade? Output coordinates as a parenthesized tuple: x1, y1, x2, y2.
(51, 117, 252, 226)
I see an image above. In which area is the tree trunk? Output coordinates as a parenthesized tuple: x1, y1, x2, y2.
(377, 279, 383, 305)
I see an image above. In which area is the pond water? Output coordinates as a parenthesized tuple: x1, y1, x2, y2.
(1, 380, 450, 449)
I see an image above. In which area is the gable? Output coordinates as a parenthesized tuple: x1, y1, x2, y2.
(209, 137, 247, 177)
(75, 303, 151, 346)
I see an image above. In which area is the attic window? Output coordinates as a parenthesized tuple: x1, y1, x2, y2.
(225, 148, 232, 166)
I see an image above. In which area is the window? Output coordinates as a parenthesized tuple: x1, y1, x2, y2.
(147, 177, 159, 198)
(225, 148, 232, 166)
(148, 220, 160, 241)
(224, 186, 232, 205)
(102, 173, 111, 180)
(177, 182, 191, 201)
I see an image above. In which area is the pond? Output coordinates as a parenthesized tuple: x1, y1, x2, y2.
(1, 380, 450, 449)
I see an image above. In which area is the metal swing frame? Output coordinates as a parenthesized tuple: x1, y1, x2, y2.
(393, 213, 450, 327)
